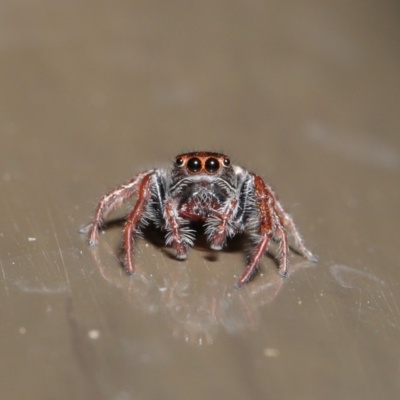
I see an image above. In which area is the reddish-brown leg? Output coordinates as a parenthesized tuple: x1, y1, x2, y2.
(272, 220, 289, 277)
(274, 192, 317, 262)
(80, 170, 153, 246)
(208, 199, 238, 250)
(123, 173, 153, 274)
(164, 199, 190, 260)
(236, 175, 274, 288)
(236, 233, 272, 288)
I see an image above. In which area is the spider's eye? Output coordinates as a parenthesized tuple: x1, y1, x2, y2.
(205, 158, 219, 173)
(187, 157, 202, 173)
(223, 157, 231, 167)
(175, 157, 184, 167)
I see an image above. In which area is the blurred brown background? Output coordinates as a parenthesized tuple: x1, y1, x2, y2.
(0, 1, 399, 399)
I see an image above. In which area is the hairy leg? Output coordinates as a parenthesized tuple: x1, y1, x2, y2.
(123, 173, 154, 274)
(273, 193, 317, 262)
(236, 175, 274, 288)
(80, 170, 154, 246)
(164, 198, 195, 260)
(206, 198, 238, 250)
(270, 208, 290, 277)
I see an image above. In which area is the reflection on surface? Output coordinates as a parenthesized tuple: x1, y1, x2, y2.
(14, 277, 69, 294)
(329, 264, 386, 289)
(4, 249, 77, 296)
(89, 241, 315, 346)
(328, 263, 400, 333)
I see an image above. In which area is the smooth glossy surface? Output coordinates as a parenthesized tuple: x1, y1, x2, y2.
(1, 1, 399, 399)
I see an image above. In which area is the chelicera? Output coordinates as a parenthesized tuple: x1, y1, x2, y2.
(81, 151, 317, 288)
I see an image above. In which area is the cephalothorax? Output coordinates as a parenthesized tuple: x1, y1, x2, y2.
(81, 152, 317, 287)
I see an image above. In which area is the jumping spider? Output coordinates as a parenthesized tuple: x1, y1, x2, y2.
(81, 151, 317, 288)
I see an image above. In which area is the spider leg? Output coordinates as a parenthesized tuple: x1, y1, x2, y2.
(269, 207, 290, 277)
(80, 170, 154, 246)
(274, 201, 318, 262)
(164, 198, 195, 260)
(236, 175, 275, 288)
(206, 198, 238, 250)
(123, 173, 154, 275)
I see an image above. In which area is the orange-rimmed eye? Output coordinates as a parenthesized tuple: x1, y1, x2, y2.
(187, 157, 201, 173)
(205, 158, 219, 173)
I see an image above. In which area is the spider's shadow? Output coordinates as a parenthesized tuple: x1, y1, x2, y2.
(100, 216, 278, 266)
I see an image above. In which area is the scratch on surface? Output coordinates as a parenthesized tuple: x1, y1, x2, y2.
(329, 264, 385, 289)
(388, 289, 400, 319)
(356, 288, 362, 334)
(2, 248, 78, 295)
(46, 209, 71, 289)
(378, 287, 400, 328)
(305, 269, 330, 328)
(202, 257, 211, 273)
(330, 264, 400, 330)
(14, 278, 69, 294)
(0, 258, 9, 297)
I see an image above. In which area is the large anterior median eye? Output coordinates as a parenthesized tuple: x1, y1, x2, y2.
(187, 157, 202, 173)
(205, 157, 219, 173)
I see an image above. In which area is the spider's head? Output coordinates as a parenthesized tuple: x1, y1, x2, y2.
(171, 151, 236, 187)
